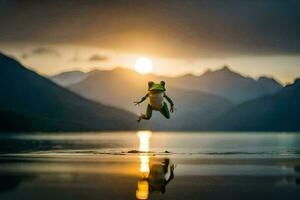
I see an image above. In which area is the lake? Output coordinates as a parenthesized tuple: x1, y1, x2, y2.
(0, 131, 300, 200)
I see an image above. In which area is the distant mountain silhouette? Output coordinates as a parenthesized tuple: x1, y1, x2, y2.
(53, 66, 283, 104)
(69, 68, 234, 130)
(51, 67, 297, 131)
(164, 66, 283, 103)
(211, 79, 300, 131)
(0, 53, 137, 132)
(50, 71, 88, 86)
(0, 108, 31, 131)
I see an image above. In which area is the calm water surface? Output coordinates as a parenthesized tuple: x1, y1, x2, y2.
(0, 131, 300, 157)
(0, 132, 300, 200)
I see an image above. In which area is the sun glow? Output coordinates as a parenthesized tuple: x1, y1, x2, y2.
(134, 57, 153, 74)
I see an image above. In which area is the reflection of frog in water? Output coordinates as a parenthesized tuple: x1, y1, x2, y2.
(136, 158, 175, 200)
(134, 81, 174, 122)
(148, 158, 175, 193)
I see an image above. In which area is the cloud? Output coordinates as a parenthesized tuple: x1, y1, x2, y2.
(1, 0, 299, 58)
(88, 54, 109, 62)
(22, 47, 60, 59)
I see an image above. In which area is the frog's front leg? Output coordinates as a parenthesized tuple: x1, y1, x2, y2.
(134, 94, 148, 106)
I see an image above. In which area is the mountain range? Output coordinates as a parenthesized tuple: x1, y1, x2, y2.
(67, 68, 234, 130)
(0, 53, 138, 132)
(50, 71, 88, 86)
(163, 66, 283, 103)
(49, 67, 299, 131)
(51, 66, 283, 104)
(53, 67, 298, 131)
(0, 52, 298, 132)
(212, 79, 300, 131)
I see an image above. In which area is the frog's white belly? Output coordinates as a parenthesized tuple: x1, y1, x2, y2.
(148, 93, 164, 110)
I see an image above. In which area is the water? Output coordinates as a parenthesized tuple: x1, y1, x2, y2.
(0, 131, 300, 158)
(0, 132, 300, 200)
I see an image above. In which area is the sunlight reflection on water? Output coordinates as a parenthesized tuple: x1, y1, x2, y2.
(136, 131, 152, 199)
(1, 132, 300, 158)
(0, 132, 300, 200)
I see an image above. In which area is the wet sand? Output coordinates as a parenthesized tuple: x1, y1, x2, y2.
(0, 155, 300, 200)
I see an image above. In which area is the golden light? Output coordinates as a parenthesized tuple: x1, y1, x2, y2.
(137, 131, 152, 152)
(140, 155, 150, 174)
(137, 131, 152, 174)
(136, 131, 152, 200)
(134, 57, 153, 74)
(136, 179, 149, 200)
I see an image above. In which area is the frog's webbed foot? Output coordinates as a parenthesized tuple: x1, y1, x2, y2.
(137, 114, 143, 123)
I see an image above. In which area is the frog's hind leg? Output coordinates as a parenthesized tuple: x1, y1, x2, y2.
(160, 102, 170, 119)
(138, 104, 153, 122)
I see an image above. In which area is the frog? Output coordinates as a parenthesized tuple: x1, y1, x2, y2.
(134, 81, 174, 122)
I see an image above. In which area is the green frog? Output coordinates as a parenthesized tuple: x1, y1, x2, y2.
(134, 81, 174, 122)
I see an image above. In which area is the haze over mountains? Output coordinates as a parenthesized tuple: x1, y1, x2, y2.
(51, 71, 88, 87)
(164, 66, 283, 103)
(212, 79, 300, 131)
(50, 66, 299, 131)
(51, 66, 283, 104)
(67, 68, 234, 130)
(0, 52, 298, 132)
(0, 53, 137, 132)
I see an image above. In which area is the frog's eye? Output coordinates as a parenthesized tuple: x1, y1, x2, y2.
(148, 81, 154, 88)
(160, 81, 165, 86)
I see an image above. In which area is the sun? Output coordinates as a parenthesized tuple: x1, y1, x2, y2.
(134, 57, 153, 74)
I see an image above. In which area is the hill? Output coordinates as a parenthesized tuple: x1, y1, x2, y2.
(164, 66, 283, 103)
(0, 53, 138, 132)
(53, 66, 283, 104)
(50, 71, 88, 86)
(69, 68, 234, 130)
(211, 79, 300, 131)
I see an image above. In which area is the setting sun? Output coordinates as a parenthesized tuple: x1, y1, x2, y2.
(134, 57, 153, 74)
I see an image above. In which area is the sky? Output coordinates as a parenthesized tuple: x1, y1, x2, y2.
(0, 0, 299, 83)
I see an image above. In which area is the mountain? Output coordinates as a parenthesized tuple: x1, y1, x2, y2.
(50, 71, 88, 86)
(164, 66, 283, 103)
(69, 68, 234, 130)
(50, 69, 102, 86)
(51, 66, 282, 104)
(211, 79, 300, 131)
(257, 76, 283, 93)
(0, 53, 138, 132)
(54, 66, 296, 131)
(0, 108, 31, 131)
(70, 68, 156, 113)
